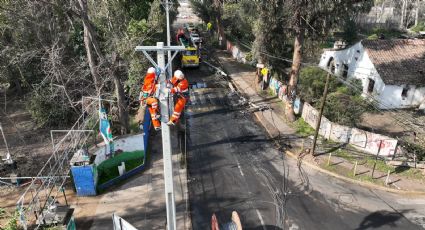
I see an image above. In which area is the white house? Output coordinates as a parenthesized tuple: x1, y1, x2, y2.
(319, 39, 425, 109)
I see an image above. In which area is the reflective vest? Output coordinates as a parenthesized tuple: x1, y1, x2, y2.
(170, 76, 189, 97)
(142, 72, 157, 96)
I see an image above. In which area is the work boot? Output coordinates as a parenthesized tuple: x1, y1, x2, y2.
(167, 120, 175, 126)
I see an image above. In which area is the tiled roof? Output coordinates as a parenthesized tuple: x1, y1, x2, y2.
(361, 39, 425, 86)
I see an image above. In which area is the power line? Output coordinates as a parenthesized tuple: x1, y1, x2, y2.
(226, 35, 425, 145)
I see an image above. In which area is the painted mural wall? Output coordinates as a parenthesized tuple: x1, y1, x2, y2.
(301, 102, 398, 157)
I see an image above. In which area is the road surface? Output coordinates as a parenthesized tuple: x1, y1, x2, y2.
(177, 2, 425, 230)
(183, 64, 424, 230)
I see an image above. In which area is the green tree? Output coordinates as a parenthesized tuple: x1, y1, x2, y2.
(285, 0, 373, 121)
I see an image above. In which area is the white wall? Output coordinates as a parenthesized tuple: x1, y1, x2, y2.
(319, 42, 425, 109)
(379, 85, 425, 109)
(94, 134, 145, 166)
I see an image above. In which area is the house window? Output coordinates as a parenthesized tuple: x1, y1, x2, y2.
(401, 87, 409, 99)
(342, 64, 349, 79)
(367, 79, 375, 93)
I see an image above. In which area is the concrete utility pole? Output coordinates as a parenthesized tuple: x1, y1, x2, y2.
(164, 0, 173, 77)
(312, 73, 331, 156)
(0, 123, 12, 164)
(135, 43, 185, 230)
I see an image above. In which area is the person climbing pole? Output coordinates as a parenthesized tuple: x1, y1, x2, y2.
(137, 67, 161, 131)
(167, 70, 189, 126)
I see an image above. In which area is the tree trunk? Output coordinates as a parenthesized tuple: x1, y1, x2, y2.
(13, 78, 22, 95)
(111, 53, 129, 135)
(415, 0, 420, 26)
(77, 0, 102, 94)
(401, 0, 407, 29)
(286, 22, 304, 122)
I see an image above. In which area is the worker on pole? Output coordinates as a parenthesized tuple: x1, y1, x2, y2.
(167, 70, 189, 126)
(140, 67, 161, 131)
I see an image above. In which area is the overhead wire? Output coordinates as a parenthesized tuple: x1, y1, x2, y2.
(226, 35, 425, 145)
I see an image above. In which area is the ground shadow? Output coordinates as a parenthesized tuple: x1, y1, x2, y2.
(394, 166, 410, 174)
(314, 143, 348, 157)
(355, 210, 408, 230)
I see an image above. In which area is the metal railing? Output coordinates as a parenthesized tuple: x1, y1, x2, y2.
(16, 100, 99, 229)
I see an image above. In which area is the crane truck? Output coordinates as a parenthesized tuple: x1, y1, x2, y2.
(176, 28, 200, 68)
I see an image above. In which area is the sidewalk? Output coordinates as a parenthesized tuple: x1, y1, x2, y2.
(72, 131, 190, 230)
(214, 50, 425, 194)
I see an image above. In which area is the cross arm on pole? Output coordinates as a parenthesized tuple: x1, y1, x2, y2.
(135, 45, 185, 52)
(141, 50, 159, 69)
(164, 51, 181, 71)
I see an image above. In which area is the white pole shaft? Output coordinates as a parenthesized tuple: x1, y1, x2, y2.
(157, 42, 176, 230)
(385, 170, 390, 186)
(0, 124, 11, 161)
(166, 0, 173, 77)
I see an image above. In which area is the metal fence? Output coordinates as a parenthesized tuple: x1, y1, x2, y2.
(16, 100, 99, 229)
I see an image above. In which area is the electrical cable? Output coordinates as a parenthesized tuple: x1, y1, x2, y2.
(226, 34, 425, 146)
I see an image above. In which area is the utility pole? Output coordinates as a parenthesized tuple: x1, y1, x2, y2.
(0, 123, 12, 164)
(164, 0, 173, 77)
(312, 73, 331, 156)
(135, 43, 185, 230)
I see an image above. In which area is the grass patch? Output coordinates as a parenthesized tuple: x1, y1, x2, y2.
(410, 22, 425, 33)
(396, 167, 425, 180)
(322, 162, 385, 186)
(333, 148, 425, 181)
(364, 28, 402, 40)
(97, 150, 145, 185)
(294, 118, 315, 137)
(258, 88, 276, 98)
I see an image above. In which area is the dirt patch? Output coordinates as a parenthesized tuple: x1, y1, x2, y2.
(359, 110, 425, 143)
(0, 95, 55, 178)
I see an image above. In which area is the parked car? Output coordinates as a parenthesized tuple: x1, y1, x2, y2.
(190, 33, 202, 43)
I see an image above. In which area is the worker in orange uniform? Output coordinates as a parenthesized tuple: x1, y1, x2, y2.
(140, 67, 161, 131)
(167, 70, 189, 126)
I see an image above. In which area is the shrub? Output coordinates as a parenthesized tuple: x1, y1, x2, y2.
(27, 88, 77, 127)
(411, 22, 425, 33)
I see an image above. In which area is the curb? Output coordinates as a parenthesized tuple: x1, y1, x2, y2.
(285, 150, 425, 196)
(253, 111, 280, 138)
(214, 52, 425, 197)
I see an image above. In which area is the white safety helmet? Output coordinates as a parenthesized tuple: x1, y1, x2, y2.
(174, 70, 184, 80)
(147, 67, 156, 74)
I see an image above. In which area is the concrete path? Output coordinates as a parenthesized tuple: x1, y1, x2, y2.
(88, 132, 189, 230)
(215, 51, 297, 139)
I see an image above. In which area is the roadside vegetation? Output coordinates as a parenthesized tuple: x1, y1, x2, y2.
(0, 0, 178, 134)
(297, 67, 374, 127)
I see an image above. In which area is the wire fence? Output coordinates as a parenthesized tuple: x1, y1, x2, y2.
(16, 99, 99, 230)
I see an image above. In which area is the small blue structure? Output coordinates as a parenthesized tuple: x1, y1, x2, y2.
(70, 165, 97, 196)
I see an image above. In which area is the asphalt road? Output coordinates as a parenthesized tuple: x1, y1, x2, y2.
(183, 64, 423, 230)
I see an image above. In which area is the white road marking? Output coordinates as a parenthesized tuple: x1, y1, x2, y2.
(255, 209, 267, 230)
(235, 157, 245, 177)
